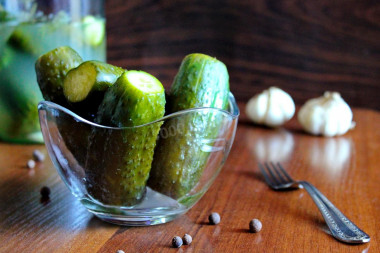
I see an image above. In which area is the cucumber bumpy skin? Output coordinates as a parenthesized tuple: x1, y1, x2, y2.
(35, 46, 83, 106)
(148, 53, 230, 199)
(63, 60, 124, 119)
(36, 47, 88, 166)
(85, 70, 166, 206)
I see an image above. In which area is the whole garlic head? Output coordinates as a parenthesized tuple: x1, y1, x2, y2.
(298, 92, 354, 137)
(246, 87, 295, 127)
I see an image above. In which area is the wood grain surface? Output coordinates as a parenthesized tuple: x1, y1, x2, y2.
(104, 0, 380, 110)
(0, 106, 379, 252)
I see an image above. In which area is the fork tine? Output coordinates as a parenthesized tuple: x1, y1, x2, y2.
(277, 162, 294, 182)
(269, 162, 288, 184)
(258, 163, 275, 187)
(263, 162, 281, 185)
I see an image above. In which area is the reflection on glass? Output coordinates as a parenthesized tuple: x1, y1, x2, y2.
(308, 137, 352, 175)
(248, 129, 294, 162)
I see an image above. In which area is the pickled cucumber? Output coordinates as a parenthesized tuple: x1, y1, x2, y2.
(148, 53, 230, 199)
(7, 27, 38, 55)
(35, 46, 83, 106)
(82, 16, 105, 47)
(63, 60, 124, 118)
(0, 9, 13, 22)
(85, 70, 166, 206)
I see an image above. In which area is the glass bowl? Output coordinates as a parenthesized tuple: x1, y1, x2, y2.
(38, 93, 239, 226)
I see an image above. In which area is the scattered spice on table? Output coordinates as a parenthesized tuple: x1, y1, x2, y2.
(249, 219, 262, 233)
(209, 212, 220, 225)
(40, 186, 51, 198)
(33, 150, 45, 162)
(182, 234, 192, 245)
(172, 236, 183, 248)
(27, 159, 36, 169)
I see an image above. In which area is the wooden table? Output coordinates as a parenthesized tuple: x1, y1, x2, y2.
(0, 105, 379, 252)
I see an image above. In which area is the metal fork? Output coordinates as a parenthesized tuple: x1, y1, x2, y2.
(259, 162, 370, 244)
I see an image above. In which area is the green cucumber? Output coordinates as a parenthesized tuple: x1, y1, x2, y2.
(0, 9, 14, 22)
(0, 45, 13, 70)
(148, 53, 230, 199)
(63, 60, 124, 119)
(63, 60, 124, 103)
(85, 70, 165, 206)
(7, 23, 47, 56)
(35, 46, 83, 106)
(0, 61, 43, 143)
(36, 47, 87, 165)
(167, 53, 230, 111)
(7, 26, 38, 55)
(82, 15, 105, 47)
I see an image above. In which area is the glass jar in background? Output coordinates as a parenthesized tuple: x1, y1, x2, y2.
(0, 0, 106, 143)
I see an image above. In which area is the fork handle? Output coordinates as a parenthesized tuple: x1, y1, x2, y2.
(300, 181, 370, 244)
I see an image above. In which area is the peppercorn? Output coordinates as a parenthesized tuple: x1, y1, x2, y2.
(172, 236, 183, 248)
(182, 234, 192, 245)
(208, 212, 220, 225)
(249, 218, 262, 233)
(40, 186, 51, 198)
(27, 159, 36, 169)
(33, 150, 45, 162)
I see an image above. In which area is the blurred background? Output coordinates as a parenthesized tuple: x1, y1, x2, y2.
(0, 0, 379, 143)
(105, 0, 380, 110)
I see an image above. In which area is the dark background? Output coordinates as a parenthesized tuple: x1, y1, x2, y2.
(105, 0, 380, 110)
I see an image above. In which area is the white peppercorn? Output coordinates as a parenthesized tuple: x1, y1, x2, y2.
(27, 159, 36, 169)
(182, 234, 192, 245)
(33, 150, 45, 162)
(249, 219, 262, 233)
(208, 212, 220, 225)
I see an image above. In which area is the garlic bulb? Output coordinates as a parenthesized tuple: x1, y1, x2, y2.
(246, 87, 295, 127)
(298, 92, 354, 137)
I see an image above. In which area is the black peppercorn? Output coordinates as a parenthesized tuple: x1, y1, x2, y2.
(40, 186, 50, 198)
(208, 212, 220, 225)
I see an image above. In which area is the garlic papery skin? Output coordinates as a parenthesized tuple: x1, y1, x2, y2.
(297, 92, 354, 137)
(245, 87, 295, 127)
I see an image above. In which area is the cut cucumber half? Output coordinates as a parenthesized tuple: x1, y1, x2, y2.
(64, 64, 96, 102)
(63, 60, 124, 103)
(62, 60, 124, 119)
